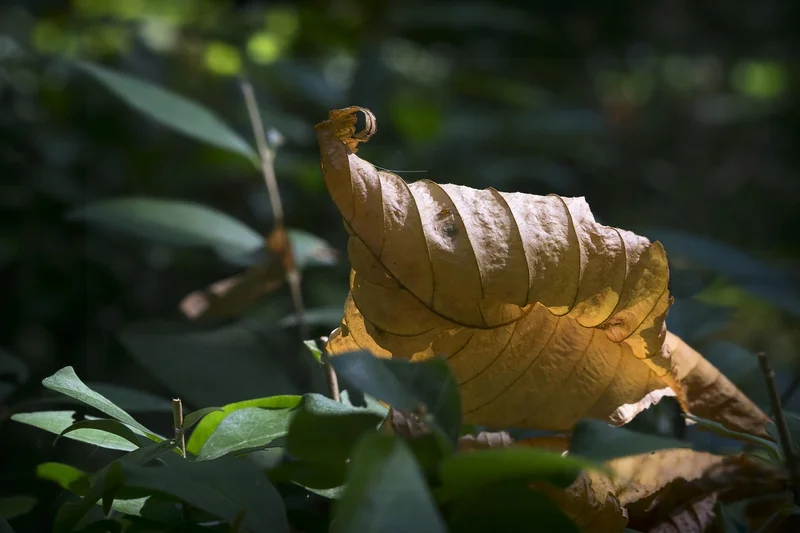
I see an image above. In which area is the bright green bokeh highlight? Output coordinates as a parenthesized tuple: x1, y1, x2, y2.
(204, 42, 242, 76)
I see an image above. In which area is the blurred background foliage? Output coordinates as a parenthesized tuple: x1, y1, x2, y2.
(0, 0, 798, 530)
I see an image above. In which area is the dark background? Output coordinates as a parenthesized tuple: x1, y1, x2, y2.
(1, 0, 798, 531)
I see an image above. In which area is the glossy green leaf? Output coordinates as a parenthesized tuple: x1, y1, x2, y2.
(568, 420, 689, 462)
(37, 463, 90, 494)
(0, 496, 36, 519)
(197, 407, 294, 460)
(12, 411, 137, 451)
(41, 367, 153, 436)
(181, 407, 223, 431)
(437, 447, 598, 503)
(69, 198, 263, 267)
(120, 456, 289, 533)
(330, 352, 461, 444)
(447, 481, 578, 533)
(55, 419, 145, 449)
(76, 61, 257, 163)
(331, 433, 447, 533)
(187, 395, 301, 456)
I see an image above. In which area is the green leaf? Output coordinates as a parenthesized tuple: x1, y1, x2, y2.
(12, 411, 138, 451)
(42, 367, 153, 436)
(37, 462, 90, 494)
(302, 340, 323, 364)
(76, 61, 257, 163)
(447, 481, 578, 533)
(281, 393, 386, 489)
(0, 496, 36, 519)
(37, 463, 183, 523)
(331, 433, 447, 533)
(55, 419, 144, 449)
(437, 447, 598, 503)
(568, 420, 689, 462)
(0, 518, 14, 533)
(54, 439, 177, 533)
(120, 456, 289, 533)
(69, 198, 263, 267)
(287, 393, 386, 464)
(686, 414, 781, 459)
(181, 407, 223, 431)
(197, 407, 294, 461)
(187, 395, 301, 456)
(329, 352, 462, 444)
(120, 321, 315, 408)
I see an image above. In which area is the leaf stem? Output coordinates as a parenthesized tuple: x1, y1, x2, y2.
(317, 336, 340, 402)
(172, 397, 186, 458)
(240, 80, 307, 340)
(757, 352, 800, 503)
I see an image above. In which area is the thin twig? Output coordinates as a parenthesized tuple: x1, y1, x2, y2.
(757, 352, 800, 503)
(317, 336, 340, 402)
(172, 398, 186, 458)
(240, 80, 308, 340)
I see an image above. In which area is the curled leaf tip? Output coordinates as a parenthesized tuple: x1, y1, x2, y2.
(317, 106, 376, 153)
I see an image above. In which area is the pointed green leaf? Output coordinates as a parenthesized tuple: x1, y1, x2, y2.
(331, 433, 447, 533)
(12, 411, 138, 451)
(55, 419, 144, 449)
(76, 61, 257, 163)
(197, 407, 294, 461)
(41, 367, 152, 436)
(69, 198, 263, 266)
(186, 395, 301, 456)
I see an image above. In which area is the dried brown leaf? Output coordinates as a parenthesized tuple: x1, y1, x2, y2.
(316, 106, 771, 437)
